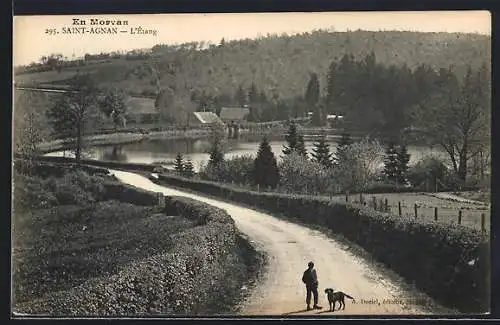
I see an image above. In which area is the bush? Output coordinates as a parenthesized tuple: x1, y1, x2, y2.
(407, 156, 448, 188)
(102, 182, 158, 206)
(152, 173, 490, 313)
(51, 176, 96, 205)
(334, 138, 385, 192)
(200, 155, 254, 185)
(279, 152, 332, 194)
(13, 173, 58, 211)
(12, 201, 193, 306)
(14, 195, 256, 316)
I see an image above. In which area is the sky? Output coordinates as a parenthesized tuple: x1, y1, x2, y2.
(13, 11, 491, 67)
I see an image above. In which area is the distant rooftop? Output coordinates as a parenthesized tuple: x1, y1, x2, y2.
(326, 114, 344, 119)
(192, 111, 222, 124)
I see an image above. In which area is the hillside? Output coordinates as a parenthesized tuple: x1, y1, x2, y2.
(15, 30, 490, 102)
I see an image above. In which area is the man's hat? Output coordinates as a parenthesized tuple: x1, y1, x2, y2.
(308, 261, 314, 268)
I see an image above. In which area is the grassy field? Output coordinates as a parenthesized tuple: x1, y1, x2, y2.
(11, 168, 195, 306)
(164, 175, 490, 231)
(12, 163, 262, 316)
(330, 192, 490, 231)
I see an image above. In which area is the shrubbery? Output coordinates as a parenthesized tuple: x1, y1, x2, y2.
(279, 152, 333, 194)
(13, 167, 107, 211)
(13, 161, 260, 316)
(407, 155, 466, 191)
(12, 202, 188, 305)
(200, 155, 255, 186)
(14, 195, 259, 316)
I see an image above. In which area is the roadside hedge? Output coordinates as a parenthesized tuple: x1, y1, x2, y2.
(15, 195, 254, 316)
(31, 156, 157, 172)
(153, 173, 490, 313)
(13, 163, 260, 316)
(102, 182, 158, 206)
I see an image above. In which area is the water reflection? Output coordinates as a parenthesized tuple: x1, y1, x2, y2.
(48, 137, 448, 173)
(101, 145, 128, 162)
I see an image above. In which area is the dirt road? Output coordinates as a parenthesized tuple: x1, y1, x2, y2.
(111, 170, 445, 316)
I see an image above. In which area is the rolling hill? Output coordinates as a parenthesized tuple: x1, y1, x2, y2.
(15, 30, 490, 100)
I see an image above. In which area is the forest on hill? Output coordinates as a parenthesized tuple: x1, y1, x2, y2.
(16, 29, 490, 97)
(15, 29, 490, 138)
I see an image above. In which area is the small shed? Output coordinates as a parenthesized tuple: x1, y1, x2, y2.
(189, 111, 223, 126)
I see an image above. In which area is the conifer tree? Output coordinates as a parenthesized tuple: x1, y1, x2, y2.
(253, 136, 280, 188)
(335, 131, 352, 165)
(383, 142, 399, 183)
(283, 121, 308, 158)
(174, 153, 185, 173)
(396, 145, 411, 185)
(311, 134, 332, 168)
(207, 119, 226, 170)
(311, 103, 326, 126)
(235, 84, 247, 107)
(208, 138, 224, 169)
(305, 72, 320, 108)
(296, 133, 307, 158)
(182, 159, 194, 178)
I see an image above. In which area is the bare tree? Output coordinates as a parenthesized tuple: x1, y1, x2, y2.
(416, 64, 490, 182)
(13, 91, 48, 172)
(46, 74, 101, 163)
(333, 137, 384, 192)
(100, 88, 128, 130)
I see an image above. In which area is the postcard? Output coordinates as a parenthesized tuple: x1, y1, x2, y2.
(12, 11, 491, 318)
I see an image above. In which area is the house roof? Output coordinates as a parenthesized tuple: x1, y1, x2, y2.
(219, 107, 250, 121)
(126, 97, 157, 115)
(326, 114, 344, 119)
(192, 111, 222, 124)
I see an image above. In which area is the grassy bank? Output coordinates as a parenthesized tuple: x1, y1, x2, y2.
(37, 129, 211, 154)
(12, 162, 262, 316)
(150, 172, 490, 314)
(37, 123, 368, 155)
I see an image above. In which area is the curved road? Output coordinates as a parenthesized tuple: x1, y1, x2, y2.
(112, 170, 444, 316)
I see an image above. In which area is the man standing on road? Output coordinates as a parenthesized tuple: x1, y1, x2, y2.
(302, 261, 322, 311)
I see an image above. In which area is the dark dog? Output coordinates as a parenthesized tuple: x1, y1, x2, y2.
(324, 288, 355, 311)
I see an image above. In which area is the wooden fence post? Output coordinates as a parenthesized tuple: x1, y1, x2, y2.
(385, 198, 389, 212)
(257, 183, 260, 192)
(373, 197, 377, 210)
(434, 207, 438, 221)
(359, 193, 363, 205)
(481, 213, 486, 232)
(398, 201, 402, 217)
(414, 204, 418, 219)
(345, 191, 349, 202)
(157, 192, 165, 208)
(458, 210, 462, 225)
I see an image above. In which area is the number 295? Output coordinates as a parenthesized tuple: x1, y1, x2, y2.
(45, 28, 58, 35)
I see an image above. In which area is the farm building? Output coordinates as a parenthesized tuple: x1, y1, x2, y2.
(219, 107, 250, 124)
(326, 114, 344, 121)
(189, 111, 224, 127)
(125, 97, 158, 124)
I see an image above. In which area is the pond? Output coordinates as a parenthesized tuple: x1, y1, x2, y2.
(45, 136, 449, 172)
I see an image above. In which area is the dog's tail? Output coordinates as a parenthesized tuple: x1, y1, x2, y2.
(344, 293, 355, 302)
